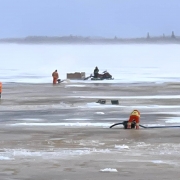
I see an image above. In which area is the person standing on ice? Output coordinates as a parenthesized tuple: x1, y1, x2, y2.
(52, 70, 59, 84)
(127, 110, 140, 129)
(93, 66, 99, 78)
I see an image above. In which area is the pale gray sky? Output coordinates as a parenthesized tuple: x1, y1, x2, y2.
(0, 0, 180, 38)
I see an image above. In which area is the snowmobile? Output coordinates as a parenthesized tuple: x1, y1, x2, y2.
(84, 70, 114, 80)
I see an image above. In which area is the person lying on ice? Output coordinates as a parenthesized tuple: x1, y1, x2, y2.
(127, 110, 140, 129)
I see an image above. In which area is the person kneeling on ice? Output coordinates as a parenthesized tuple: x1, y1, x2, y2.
(52, 70, 59, 84)
(127, 110, 140, 129)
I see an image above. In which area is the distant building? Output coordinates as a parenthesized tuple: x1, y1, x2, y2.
(147, 32, 150, 39)
(171, 31, 175, 38)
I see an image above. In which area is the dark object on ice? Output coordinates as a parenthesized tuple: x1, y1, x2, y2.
(96, 99, 106, 104)
(57, 79, 65, 83)
(109, 121, 136, 129)
(91, 70, 113, 80)
(84, 70, 114, 80)
(111, 100, 119, 105)
(84, 75, 92, 80)
(110, 121, 180, 129)
(123, 121, 136, 129)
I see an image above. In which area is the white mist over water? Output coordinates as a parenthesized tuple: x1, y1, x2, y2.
(0, 44, 180, 83)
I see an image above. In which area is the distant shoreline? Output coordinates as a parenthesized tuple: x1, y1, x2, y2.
(0, 35, 180, 44)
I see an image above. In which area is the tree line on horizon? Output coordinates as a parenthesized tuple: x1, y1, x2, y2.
(0, 31, 179, 44)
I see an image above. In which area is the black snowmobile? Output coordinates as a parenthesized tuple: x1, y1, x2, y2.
(84, 70, 114, 80)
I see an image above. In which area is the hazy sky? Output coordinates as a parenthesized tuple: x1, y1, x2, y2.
(0, 0, 180, 38)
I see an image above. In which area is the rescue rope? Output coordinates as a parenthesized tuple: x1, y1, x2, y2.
(139, 124, 180, 129)
(109, 122, 124, 128)
(110, 122, 180, 129)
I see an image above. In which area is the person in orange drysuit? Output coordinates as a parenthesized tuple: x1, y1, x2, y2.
(127, 110, 140, 129)
(52, 70, 59, 84)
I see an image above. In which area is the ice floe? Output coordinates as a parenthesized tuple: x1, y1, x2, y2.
(100, 168, 118, 172)
(95, 112, 105, 115)
(115, 144, 129, 149)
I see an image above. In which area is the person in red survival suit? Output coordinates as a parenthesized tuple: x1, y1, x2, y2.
(52, 70, 59, 85)
(127, 110, 140, 129)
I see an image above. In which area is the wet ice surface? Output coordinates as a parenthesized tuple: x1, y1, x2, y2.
(0, 126, 180, 180)
(1, 82, 180, 179)
(1, 127, 180, 161)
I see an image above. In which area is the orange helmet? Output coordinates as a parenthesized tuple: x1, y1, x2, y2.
(131, 110, 140, 117)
